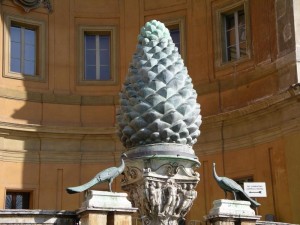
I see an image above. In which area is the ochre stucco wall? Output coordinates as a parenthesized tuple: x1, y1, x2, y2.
(0, 0, 299, 224)
(188, 138, 295, 223)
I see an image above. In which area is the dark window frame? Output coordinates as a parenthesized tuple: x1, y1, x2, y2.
(234, 176, 254, 187)
(163, 17, 186, 62)
(3, 13, 47, 82)
(213, 0, 251, 70)
(78, 25, 118, 85)
(221, 7, 246, 62)
(5, 191, 31, 209)
(10, 21, 39, 76)
(167, 23, 181, 54)
(84, 31, 111, 81)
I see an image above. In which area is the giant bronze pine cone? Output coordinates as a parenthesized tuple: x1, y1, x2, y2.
(117, 20, 201, 149)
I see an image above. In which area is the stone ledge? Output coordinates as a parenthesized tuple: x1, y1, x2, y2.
(196, 84, 300, 155)
(0, 209, 76, 216)
(202, 84, 300, 125)
(205, 199, 260, 220)
(78, 207, 138, 214)
(77, 190, 137, 214)
(0, 210, 76, 224)
(257, 221, 299, 225)
(195, 52, 296, 96)
(0, 88, 119, 106)
(0, 121, 117, 135)
(125, 143, 199, 162)
(205, 214, 261, 221)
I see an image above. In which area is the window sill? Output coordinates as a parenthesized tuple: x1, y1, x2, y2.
(3, 71, 46, 82)
(77, 79, 118, 86)
(214, 56, 254, 78)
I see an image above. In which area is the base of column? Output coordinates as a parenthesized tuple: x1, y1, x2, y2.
(205, 199, 260, 225)
(77, 190, 137, 225)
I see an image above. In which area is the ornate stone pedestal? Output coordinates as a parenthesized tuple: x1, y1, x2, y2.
(121, 144, 200, 225)
(205, 200, 261, 225)
(117, 20, 203, 225)
(77, 191, 137, 225)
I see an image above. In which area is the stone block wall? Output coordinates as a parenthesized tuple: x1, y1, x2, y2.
(0, 210, 77, 225)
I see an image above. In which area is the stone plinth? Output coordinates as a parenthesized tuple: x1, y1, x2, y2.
(77, 190, 137, 225)
(208, 199, 256, 217)
(205, 200, 261, 225)
(79, 190, 133, 210)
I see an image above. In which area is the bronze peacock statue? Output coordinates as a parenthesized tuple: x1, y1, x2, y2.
(213, 163, 260, 208)
(66, 155, 126, 194)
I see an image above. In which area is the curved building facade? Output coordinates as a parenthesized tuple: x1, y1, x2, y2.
(0, 0, 299, 224)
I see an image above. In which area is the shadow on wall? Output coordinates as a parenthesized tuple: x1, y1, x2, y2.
(2, 2, 118, 211)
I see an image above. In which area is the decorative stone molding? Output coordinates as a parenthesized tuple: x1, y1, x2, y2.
(12, 0, 53, 13)
(0, 87, 119, 105)
(0, 121, 117, 135)
(0, 124, 122, 163)
(197, 84, 300, 155)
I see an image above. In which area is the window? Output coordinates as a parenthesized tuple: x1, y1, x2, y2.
(3, 14, 46, 81)
(164, 17, 186, 60)
(84, 32, 111, 81)
(5, 191, 30, 209)
(78, 26, 117, 85)
(213, 0, 251, 68)
(168, 24, 181, 53)
(10, 22, 37, 76)
(222, 8, 246, 62)
(234, 176, 253, 187)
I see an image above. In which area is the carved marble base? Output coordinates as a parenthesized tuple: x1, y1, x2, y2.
(205, 199, 259, 219)
(121, 144, 200, 225)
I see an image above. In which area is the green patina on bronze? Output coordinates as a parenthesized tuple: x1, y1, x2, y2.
(117, 20, 201, 149)
(66, 157, 125, 193)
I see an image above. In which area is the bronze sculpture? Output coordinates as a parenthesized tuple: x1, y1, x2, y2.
(66, 155, 126, 193)
(213, 162, 260, 208)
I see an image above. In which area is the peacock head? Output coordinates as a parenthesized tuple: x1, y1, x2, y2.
(121, 153, 128, 159)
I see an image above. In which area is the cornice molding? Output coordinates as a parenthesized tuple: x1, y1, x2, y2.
(195, 52, 296, 96)
(0, 121, 117, 135)
(0, 53, 295, 106)
(196, 84, 300, 156)
(0, 149, 124, 163)
(202, 84, 300, 125)
(1, 85, 300, 161)
(0, 88, 119, 106)
(1, 84, 300, 137)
